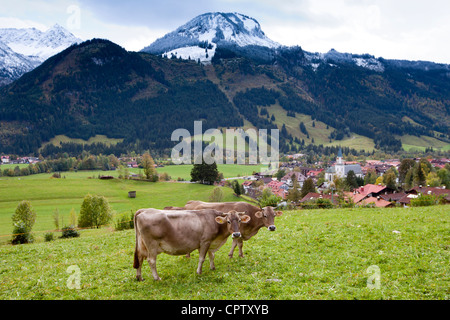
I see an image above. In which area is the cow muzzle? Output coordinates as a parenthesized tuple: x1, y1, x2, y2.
(232, 232, 242, 238)
(268, 225, 276, 231)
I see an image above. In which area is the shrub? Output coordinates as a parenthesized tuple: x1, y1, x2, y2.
(11, 221, 34, 245)
(410, 194, 437, 207)
(44, 232, 54, 242)
(114, 211, 135, 231)
(60, 225, 80, 238)
(11, 200, 36, 245)
(209, 187, 224, 202)
(78, 194, 113, 229)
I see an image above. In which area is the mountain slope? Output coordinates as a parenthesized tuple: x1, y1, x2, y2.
(142, 12, 279, 63)
(0, 24, 81, 85)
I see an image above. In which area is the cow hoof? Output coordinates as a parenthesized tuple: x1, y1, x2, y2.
(228, 254, 234, 259)
(153, 277, 162, 281)
(136, 276, 143, 282)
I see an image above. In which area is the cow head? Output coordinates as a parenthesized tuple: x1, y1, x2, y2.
(215, 210, 251, 238)
(255, 207, 282, 231)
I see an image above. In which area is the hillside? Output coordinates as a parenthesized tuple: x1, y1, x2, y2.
(0, 37, 449, 156)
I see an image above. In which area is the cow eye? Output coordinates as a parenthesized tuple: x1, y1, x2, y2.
(239, 219, 242, 222)
(227, 220, 231, 224)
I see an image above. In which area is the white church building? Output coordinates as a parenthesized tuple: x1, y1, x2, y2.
(325, 149, 363, 182)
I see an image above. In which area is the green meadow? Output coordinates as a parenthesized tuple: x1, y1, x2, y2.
(0, 164, 449, 300)
(0, 205, 448, 300)
(0, 165, 256, 243)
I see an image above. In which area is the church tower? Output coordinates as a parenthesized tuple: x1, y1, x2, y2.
(335, 148, 345, 178)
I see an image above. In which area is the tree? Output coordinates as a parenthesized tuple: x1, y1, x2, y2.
(209, 187, 224, 202)
(11, 200, 36, 244)
(398, 159, 416, 184)
(300, 177, 316, 198)
(288, 178, 302, 203)
(190, 158, 219, 185)
(141, 152, 157, 181)
(437, 168, 450, 188)
(259, 188, 281, 207)
(78, 194, 113, 229)
(383, 169, 397, 190)
(364, 169, 377, 185)
(345, 170, 359, 191)
(231, 180, 243, 196)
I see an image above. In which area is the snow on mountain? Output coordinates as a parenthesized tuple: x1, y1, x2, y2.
(304, 49, 385, 72)
(142, 12, 280, 63)
(0, 41, 39, 86)
(0, 24, 81, 85)
(0, 24, 81, 62)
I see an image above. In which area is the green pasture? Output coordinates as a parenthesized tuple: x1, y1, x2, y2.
(0, 205, 448, 300)
(0, 166, 248, 243)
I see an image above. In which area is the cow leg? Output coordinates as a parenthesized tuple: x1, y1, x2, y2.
(237, 238, 244, 258)
(228, 238, 238, 258)
(146, 248, 161, 281)
(208, 251, 216, 270)
(136, 255, 145, 281)
(196, 244, 210, 275)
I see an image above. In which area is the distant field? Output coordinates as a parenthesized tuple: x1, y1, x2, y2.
(399, 135, 450, 152)
(0, 167, 245, 244)
(158, 164, 259, 181)
(39, 134, 124, 150)
(265, 104, 376, 152)
(0, 205, 448, 299)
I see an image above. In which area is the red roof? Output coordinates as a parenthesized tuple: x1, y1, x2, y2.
(356, 184, 387, 196)
(361, 197, 393, 208)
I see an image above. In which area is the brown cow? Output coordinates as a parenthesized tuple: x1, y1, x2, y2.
(183, 201, 282, 258)
(133, 208, 250, 281)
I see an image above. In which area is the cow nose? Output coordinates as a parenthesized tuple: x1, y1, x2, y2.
(232, 232, 241, 238)
(268, 225, 276, 231)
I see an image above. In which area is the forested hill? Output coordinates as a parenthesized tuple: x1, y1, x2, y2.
(0, 38, 449, 156)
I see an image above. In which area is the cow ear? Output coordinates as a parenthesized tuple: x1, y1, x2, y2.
(255, 211, 263, 218)
(215, 216, 226, 224)
(240, 215, 251, 223)
(276, 210, 283, 217)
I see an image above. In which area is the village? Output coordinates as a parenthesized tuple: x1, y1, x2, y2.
(218, 149, 450, 208)
(2, 149, 450, 209)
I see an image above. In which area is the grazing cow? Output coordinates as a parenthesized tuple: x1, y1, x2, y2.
(133, 208, 250, 281)
(183, 201, 282, 258)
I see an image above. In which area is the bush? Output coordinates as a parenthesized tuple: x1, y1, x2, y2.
(78, 194, 113, 229)
(259, 188, 282, 207)
(44, 232, 55, 242)
(60, 225, 80, 238)
(11, 221, 34, 245)
(114, 211, 134, 231)
(410, 194, 437, 207)
(11, 200, 36, 245)
(209, 187, 224, 202)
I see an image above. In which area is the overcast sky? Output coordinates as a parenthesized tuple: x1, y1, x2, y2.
(1, 0, 449, 64)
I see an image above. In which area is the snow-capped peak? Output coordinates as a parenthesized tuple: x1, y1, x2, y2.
(0, 24, 82, 86)
(0, 23, 81, 62)
(142, 12, 279, 63)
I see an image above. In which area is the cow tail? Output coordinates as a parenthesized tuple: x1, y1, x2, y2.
(133, 210, 142, 269)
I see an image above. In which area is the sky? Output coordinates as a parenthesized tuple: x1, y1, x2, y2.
(0, 0, 449, 64)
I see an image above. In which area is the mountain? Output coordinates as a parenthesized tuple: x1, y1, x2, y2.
(0, 24, 81, 85)
(142, 12, 279, 63)
(0, 14, 449, 157)
(0, 41, 39, 86)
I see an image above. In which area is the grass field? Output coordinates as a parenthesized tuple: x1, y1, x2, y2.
(264, 104, 376, 152)
(0, 165, 255, 243)
(0, 205, 448, 300)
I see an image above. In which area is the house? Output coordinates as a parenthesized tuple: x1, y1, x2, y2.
(299, 192, 339, 205)
(360, 196, 394, 208)
(324, 149, 363, 182)
(355, 184, 394, 197)
(242, 180, 254, 193)
(1, 156, 10, 164)
(266, 180, 289, 199)
(281, 171, 308, 187)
